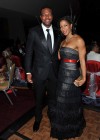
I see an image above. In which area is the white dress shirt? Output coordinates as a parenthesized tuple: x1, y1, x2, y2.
(41, 23, 54, 49)
(87, 51, 100, 62)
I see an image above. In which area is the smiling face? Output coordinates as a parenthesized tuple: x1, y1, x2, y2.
(40, 8, 53, 28)
(60, 20, 72, 36)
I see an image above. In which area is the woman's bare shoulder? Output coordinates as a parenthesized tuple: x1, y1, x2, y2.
(75, 34, 84, 41)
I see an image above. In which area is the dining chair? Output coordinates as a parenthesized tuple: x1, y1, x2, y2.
(83, 60, 100, 98)
(0, 64, 16, 105)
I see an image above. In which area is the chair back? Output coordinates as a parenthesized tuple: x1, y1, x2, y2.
(11, 55, 22, 67)
(84, 60, 100, 97)
(86, 60, 100, 72)
(8, 64, 15, 87)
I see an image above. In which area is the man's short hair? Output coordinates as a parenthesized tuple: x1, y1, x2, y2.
(40, 6, 53, 15)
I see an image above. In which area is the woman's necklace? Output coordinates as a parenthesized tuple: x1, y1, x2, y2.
(65, 36, 73, 43)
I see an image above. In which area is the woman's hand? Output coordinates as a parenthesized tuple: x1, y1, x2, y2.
(74, 76, 86, 87)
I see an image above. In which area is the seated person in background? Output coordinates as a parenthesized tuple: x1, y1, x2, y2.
(0, 53, 7, 83)
(2, 47, 27, 87)
(84, 41, 100, 98)
(2, 48, 13, 71)
(87, 41, 100, 62)
(0, 53, 7, 73)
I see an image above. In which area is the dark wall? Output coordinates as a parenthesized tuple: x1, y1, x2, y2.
(0, 17, 9, 39)
(77, 0, 100, 44)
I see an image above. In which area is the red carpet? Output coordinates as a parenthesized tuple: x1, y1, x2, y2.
(0, 89, 35, 134)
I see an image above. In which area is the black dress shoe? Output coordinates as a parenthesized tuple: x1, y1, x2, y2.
(33, 121, 40, 131)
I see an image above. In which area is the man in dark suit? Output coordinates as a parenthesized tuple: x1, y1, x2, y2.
(25, 6, 60, 132)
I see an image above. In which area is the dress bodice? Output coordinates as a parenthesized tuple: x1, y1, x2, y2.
(58, 46, 80, 83)
(60, 47, 79, 61)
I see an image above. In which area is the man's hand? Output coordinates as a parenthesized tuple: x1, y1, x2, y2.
(26, 73, 33, 83)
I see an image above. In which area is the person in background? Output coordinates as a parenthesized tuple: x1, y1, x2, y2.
(25, 6, 60, 132)
(87, 41, 100, 62)
(0, 53, 6, 73)
(50, 16, 86, 140)
(2, 48, 13, 72)
(0, 53, 7, 83)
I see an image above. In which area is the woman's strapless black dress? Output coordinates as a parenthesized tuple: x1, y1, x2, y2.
(50, 47, 86, 139)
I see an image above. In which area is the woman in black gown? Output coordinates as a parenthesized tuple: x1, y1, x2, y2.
(50, 16, 86, 140)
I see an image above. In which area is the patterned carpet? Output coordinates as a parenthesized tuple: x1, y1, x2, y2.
(0, 89, 35, 135)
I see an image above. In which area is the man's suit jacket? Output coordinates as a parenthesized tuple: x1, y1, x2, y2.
(25, 25, 60, 81)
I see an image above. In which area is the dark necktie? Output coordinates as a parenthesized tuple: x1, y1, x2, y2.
(46, 29, 52, 54)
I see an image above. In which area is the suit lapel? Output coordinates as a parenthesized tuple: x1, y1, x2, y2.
(38, 26, 48, 51)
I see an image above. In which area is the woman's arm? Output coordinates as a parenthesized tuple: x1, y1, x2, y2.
(74, 37, 86, 87)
